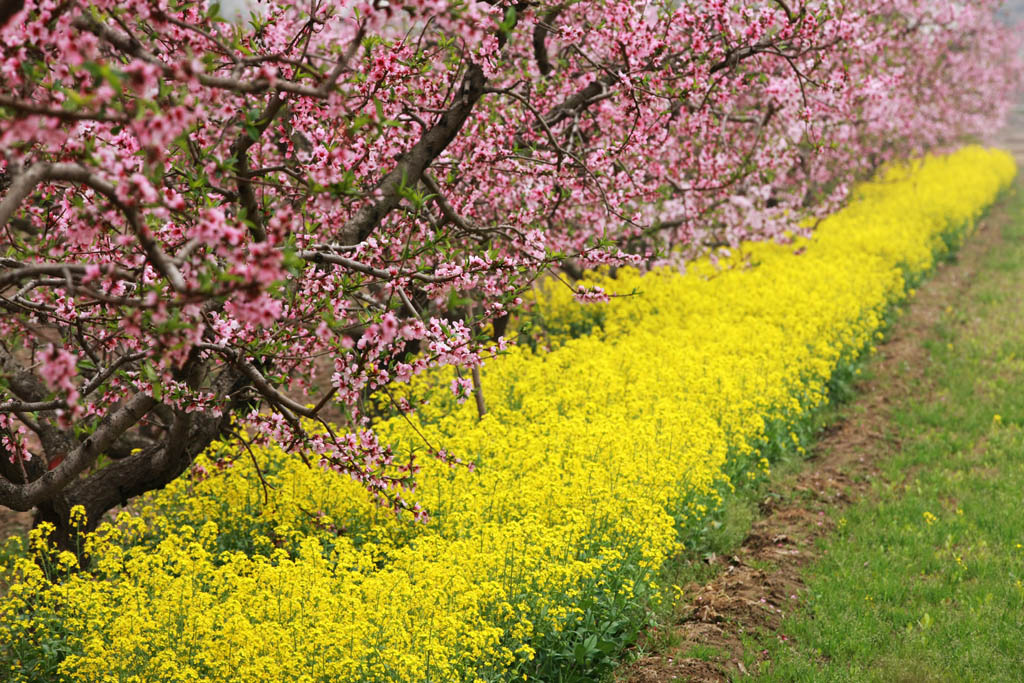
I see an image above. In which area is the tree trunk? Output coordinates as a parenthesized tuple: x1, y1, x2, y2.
(20, 365, 245, 564)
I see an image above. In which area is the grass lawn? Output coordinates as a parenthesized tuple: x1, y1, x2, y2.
(752, 181, 1024, 681)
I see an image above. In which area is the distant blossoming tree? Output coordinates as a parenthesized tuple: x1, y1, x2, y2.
(0, 0, 1019, 545)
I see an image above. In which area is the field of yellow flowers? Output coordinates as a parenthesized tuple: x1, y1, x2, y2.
(1, 146, 1017, 683)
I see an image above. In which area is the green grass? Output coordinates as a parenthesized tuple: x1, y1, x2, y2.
(752, 184, 1024, 681)
(684, 643, 730, 662)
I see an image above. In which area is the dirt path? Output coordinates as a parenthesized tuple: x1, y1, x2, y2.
(618, 177, 1020, 683)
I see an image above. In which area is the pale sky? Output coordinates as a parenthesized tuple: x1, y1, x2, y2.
(1000, 0, 1024, 21)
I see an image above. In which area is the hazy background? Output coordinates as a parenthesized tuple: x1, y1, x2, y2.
(1000, 0, 1024, 23)
(997, 0, 1024, 165)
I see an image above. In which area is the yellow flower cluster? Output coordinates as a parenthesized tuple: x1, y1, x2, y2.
(1, 146, 1016, 682)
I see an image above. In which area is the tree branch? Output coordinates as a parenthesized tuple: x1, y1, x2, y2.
(336, 61, 492, 244)
(0, 163, 186, 292)
(0, 392, 157, 511)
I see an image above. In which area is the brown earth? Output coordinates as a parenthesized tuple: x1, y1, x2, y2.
(0, 507, 31, 545)
(617, 174, 1019, 683)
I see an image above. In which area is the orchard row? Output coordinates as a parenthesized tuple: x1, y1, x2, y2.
(0, 1, 1020, 519)
(2, 146, 1015, 682)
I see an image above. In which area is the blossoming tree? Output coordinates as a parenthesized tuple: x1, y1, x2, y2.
(0, 0, 1019, 545)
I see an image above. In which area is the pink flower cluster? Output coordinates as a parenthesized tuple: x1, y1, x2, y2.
(0, 0, 1019, 516)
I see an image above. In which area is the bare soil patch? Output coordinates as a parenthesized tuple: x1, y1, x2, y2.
(618, 191, 1017, 682)
(0, 507, 31, 544)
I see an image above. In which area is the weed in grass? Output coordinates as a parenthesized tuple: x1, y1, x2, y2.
(684, 644, 728, 662)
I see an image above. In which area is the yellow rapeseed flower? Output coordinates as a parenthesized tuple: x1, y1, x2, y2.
(1, 146, 1016, 682)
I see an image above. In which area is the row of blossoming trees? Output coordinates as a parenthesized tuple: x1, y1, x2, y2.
(0, 0, 1019, 545)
